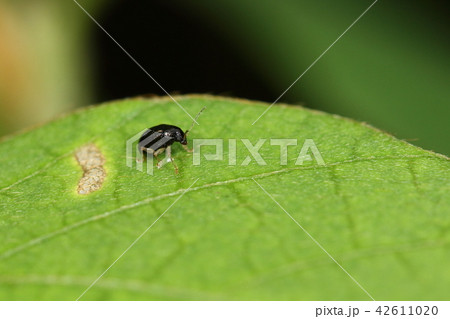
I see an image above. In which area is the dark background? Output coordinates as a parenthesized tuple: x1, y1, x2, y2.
(94, 0, 275, 102)
(1, 0, 449, 154)
(94, 0, 450, 104)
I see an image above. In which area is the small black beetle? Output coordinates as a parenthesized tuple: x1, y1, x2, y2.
(138, 106, 206, 173)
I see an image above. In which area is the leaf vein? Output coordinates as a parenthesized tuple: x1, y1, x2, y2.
(0, 154, 440, 260)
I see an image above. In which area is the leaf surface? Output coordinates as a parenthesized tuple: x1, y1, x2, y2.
(0, 95, 448, 300)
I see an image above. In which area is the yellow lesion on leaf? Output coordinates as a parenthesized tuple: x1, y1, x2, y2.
(75, 144, 106, 195)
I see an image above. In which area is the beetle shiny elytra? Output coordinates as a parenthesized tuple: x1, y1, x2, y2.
(138, 106, 206, 174)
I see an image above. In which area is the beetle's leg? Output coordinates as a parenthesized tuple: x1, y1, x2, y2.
(141, 147, 160, 168)
(169, 156, 179, 174)
(156, 146, 171, 169)
(167, 146, 179, 174)
(137, 146, 155, 163)
(182, 144, 193, 153)
(155, 147, 178, 174)
(136, 146, 147, 163)
(153, 148, 165, 158)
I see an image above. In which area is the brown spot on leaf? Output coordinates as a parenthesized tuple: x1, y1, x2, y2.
(75, 144, 106, 195)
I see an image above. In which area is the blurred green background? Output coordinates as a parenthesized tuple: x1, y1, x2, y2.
(0, 0, 449, 155)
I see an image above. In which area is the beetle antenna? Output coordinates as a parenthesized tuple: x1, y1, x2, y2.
(185, 106, 206, 137)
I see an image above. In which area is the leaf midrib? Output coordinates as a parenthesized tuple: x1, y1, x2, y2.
(0, 154, 439, 261)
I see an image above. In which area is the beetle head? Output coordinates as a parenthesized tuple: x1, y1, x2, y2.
(172, 128, 187, 145)
(180, 134, 188, 145)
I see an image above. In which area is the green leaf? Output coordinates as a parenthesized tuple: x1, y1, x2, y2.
(0, 95, 448, 300)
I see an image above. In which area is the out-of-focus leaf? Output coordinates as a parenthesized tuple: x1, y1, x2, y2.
(175, 0, 450, 155)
